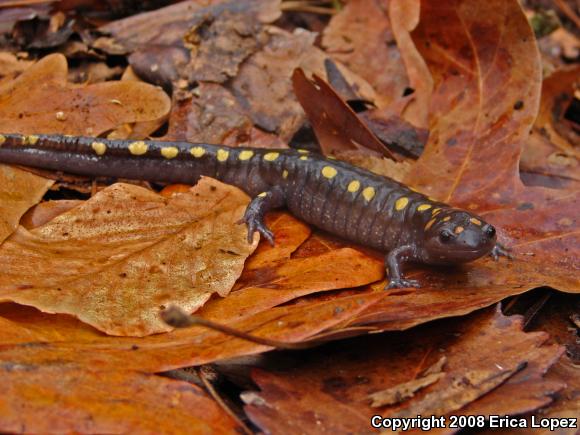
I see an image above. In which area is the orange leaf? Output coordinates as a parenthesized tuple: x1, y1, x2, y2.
(0, 166, 53, 244)
(0, 178, 258, 336)
(0, 53, 170, 136)
(245, 308, 564, 434)
(403, 0, 578, 293)
(0, 366, 240, 433)
(0, 292, 383, 372)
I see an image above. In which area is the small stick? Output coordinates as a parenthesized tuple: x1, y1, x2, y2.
(161, 306, 317, 350)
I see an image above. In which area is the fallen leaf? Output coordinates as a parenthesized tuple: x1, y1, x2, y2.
(521, 66, 580, 183)
(292, 69, 396, 159)
(164, 82, 253, 145)
(0, 178, 257, 336)
(402, 0, 578, 294)
(0, 366, 241, 434)
(0, 53, 170, 137)
(0, 165, 53, 244)
(388, 0, 433, 128)
(322, 0, 409, 108)
(0, 292, 383, 372)
(20, 199, 82, 230)
(244, 308, 565, 435)
(369, 372, 445, 407)
(230, 26, 375, 141)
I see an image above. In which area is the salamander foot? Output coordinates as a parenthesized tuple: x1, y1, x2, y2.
(490, 243, 513, 261)
(238, 211, 274, 245)
(386, 278, 420, 290)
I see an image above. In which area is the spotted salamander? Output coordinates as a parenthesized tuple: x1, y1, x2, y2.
(0, 133, 510, 288)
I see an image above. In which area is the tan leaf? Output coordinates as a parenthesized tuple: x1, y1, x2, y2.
(0, 178, 258, 336)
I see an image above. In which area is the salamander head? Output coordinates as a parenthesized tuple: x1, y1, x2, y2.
(422, 210, 496, 264)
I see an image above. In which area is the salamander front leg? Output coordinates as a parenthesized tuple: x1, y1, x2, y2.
(490, 243, 513, 261)
(239, 187, 286, 245)
(385, 245, 420, 289)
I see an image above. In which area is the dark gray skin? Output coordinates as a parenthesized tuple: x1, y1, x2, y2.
(0, 133, 511, 288)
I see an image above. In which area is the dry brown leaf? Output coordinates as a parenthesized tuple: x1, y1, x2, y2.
(244, 308, 565, 434)
(0, 165, 53, 244)
(20, 199, 83, 230)
(0, 178, 258, 336)
(388, 0, 433, 128)
(231, 26, 375, 141)
(0, 292, 383, 372)
(369, 372, 445, 407)
(0, 53, 170, 137)
(322, 0, 409, 108)
(0, 366, 240, 433)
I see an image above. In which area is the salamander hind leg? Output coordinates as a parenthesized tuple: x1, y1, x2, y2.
(385, 245, 421, 289)
(239, 186, 286, 245)
(490, 243, 513, 261)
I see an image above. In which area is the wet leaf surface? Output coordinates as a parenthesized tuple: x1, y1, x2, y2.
(0, 165, 53, 243)
(0, 53, 170, 137)
(0, 366, 241, 434)
(0, 0, 577, 431)
(244, 308, 565, 435)
(0, 178, 257, 336)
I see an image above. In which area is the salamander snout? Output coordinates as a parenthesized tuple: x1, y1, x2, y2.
(422, 211, 497, 264)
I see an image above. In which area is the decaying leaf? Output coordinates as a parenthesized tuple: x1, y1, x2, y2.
(0, 292, 383, 372)
(369, 371, 445, 407)
(292, 69, 396, 159)
(322, 0, 409, 108)
(0, 365, 241, 433)
(521, 66, 580, 184)
(244, 308, 565, 435)
(403, 0, 578, 294)
(0, 165, 53, 244)
(0, 178, 258, 336)
(0, 53, 170, 137)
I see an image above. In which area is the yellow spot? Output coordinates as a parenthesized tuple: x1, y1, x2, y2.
(264, 152, 279, 161)
(55, 111, 67, 121)
(347, 180, 360, 193)
(0, 134, 5, 145)
(327, 155, 337, 160)
(161, 146, 179, 159)
(395, 197, 409, 211)
(297, 149, 309, 154)
(432, 208, 442, 216)
(425, 218, 436, 230)
(128, 141, 148, 156)
(258, 192, 268, 198)
(442, 216, 451, 222)
(239, 150, 254, 160)
(190, 147, 206, 158)
(217, 149, 229, 162)
(454, 226, 464, 234)
(91, 141, 107, 156)
(282, 170, 289, 179)
(362, 187, 375, 202)
(322, 166, 337, 179)
(470, 217, 482, 226)
(300, 156, 308, 161)
(417, 204, 432, 212)
(25, 135, 39, 145)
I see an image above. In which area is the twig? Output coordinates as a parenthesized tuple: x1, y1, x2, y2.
(161, 306, 319, 350)
(281, 1, 337, 15)
(554, 0, 580, 29)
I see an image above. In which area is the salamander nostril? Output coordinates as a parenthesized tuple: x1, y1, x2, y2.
(484, 225, 496, 238)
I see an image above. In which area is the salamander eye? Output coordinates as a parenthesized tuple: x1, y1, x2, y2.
(484, 225, 496, 238)
(439, 230, 454, 243)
